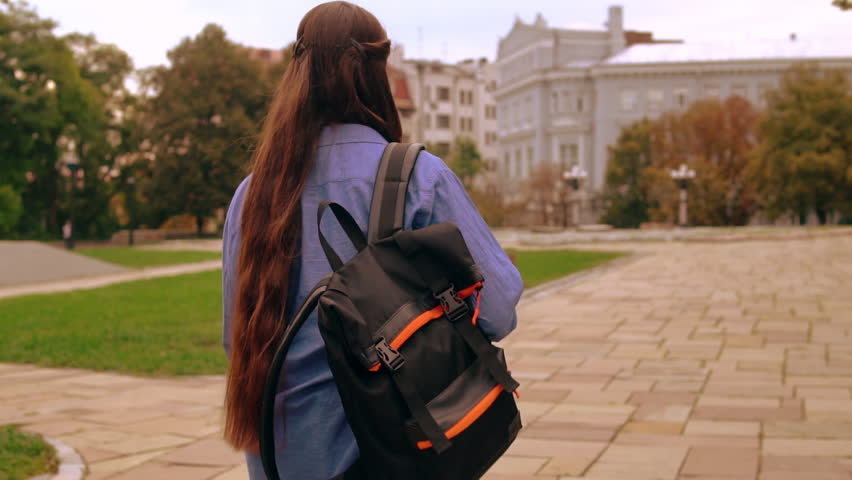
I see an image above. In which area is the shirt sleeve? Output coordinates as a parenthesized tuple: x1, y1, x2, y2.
(222, 177, 251, 356)
(409, 155, 522, 341)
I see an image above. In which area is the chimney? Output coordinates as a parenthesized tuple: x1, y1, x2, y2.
(607, 5, 626, 55)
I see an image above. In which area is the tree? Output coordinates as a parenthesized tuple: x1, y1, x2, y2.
(651, 97, 760, 225)
(447, 136, 484, 188)
(0, 185, 22, 236)
(601, 119, 655, 228)
(144, 24, 271, 234)
(0, 1, 111, 237)
(834, 0, 851, 11)
(523, 162, 564, 226)
(748, 63, 852, 224)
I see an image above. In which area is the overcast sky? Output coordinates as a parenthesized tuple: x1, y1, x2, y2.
(29, 0, 852, 69)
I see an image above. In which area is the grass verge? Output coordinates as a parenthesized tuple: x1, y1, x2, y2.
(508, 248, 625, 288)
(0, 425, 58, 480)
(0, 249, 623, 375)
(0, 270, 225, 376)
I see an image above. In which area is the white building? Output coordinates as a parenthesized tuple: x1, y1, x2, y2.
(495, 6, 852, 197)
(389, 47, 499, 186)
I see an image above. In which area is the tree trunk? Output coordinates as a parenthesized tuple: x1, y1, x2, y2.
(798, 211, 808, 226)
(196, 215, 204, 237)
(816, 208, 828, 225)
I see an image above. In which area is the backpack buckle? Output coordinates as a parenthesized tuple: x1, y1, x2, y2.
(375, 338, 405, 371)
(435, 285, 469, 322)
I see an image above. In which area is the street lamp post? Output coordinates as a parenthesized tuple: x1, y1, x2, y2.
(562, 165, 588, 227)
(64, 154, 80, 249)
(670, 163, 696, 227)
(126, 176, 136, 246)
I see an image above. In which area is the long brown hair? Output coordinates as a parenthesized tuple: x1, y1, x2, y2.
(224, 1, 402, 451)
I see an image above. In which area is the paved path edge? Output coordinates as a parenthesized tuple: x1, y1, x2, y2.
(518, 251, 645, 306)
(27, 436, 86, 480)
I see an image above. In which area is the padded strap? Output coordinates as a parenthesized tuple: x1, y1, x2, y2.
(260, 276, 331, 480)
(368, 143, 424, 243)
(390, 367, 453, 454)
(317, 201, 367, 271)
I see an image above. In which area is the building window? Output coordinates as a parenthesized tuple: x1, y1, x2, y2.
(437, 114, 450, 129)
(524, 96, 533, 124)
(674, 87, 689, 108)
(620, 89, 637, 112)
(704, 85, 720, 98)
(526, 146, 534, 165)
(732, 84, 749, 100)
(485, 105, 496, 119)
(423, 86, 431, 102)
(504, 153, 511, 175)
(514, 149, 522, 178)
(431, 65, 443, 74)
(468, 118, 475, 132)
(437, 87, 450, 102)
(560, 91, 571, 113)
(576, 95, 585, 113)
(647, 88, 664, 112)
(550, 92, 559, 114)
(559, 143, 579, 168)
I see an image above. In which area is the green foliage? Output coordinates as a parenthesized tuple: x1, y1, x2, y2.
(747, 64, 852, 224)
(601, 119, 655, 228)
(77, 247, 221, 268)
(0, 2, 133, 239)
(834, 0, 851, 10)
(0, 185, 22, 235)
(447, 136, 484, 188)
(604, 96, 762, 227)
(506, 249, 625, 288)
(144, 24, 272, 233)
(0, 425, 58, 480)
(0, 270, 226, 375)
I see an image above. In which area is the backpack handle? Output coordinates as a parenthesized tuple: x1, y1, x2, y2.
(317, 201, 367, 271)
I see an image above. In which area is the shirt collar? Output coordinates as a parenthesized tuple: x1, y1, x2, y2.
(318, 123, 388, 147)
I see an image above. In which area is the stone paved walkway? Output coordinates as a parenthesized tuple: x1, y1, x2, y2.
(0, 260, 221, 299)
(0, 241, 126, 288)
(2, 236, 851, 479)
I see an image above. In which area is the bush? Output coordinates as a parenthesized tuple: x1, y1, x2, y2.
(0, 186, 23, 237)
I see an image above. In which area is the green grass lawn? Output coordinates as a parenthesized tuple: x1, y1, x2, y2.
(0, 270, 226, 376)
(77, 247, 221, 269)
(509, 249, 625, 288)
(0, 249, 622, 375)
(0, 425, 58, 480)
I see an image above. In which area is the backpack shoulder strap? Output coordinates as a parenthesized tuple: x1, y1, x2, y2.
(368, 142, 425, 243)
(260, 274, 331, 480)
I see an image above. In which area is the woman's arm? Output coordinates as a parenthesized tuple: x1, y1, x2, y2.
(410, 154, 523, 341)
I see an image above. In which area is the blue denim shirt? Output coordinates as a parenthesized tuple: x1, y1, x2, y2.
(222, 123, 522, 480)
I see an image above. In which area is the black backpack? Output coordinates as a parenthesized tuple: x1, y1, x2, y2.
(260, 143, 521, 480)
